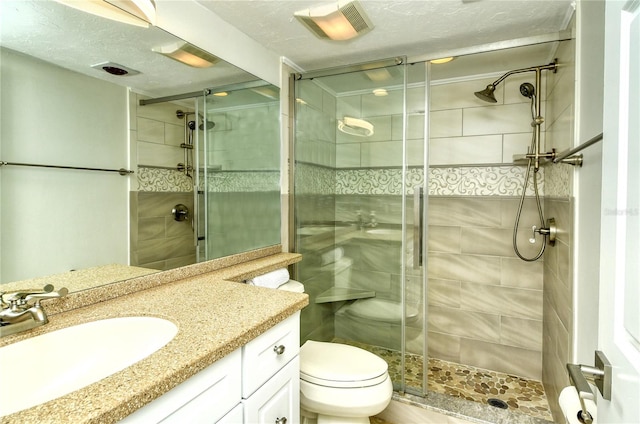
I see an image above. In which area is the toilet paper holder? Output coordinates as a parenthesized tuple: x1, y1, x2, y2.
(566, 350, 612, 401)
(566, 351, 611, 424)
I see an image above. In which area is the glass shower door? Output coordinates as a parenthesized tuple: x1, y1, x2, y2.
(293, 59, 428, 395)
(200, 83, 281, 261)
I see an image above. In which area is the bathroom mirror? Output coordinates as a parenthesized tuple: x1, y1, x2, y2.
(0, 0, 280, 291)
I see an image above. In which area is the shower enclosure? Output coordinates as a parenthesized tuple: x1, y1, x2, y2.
(293, 40, 573, 420)
(132, 81, 281, 269)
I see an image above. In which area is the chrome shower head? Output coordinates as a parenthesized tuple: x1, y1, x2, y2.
(520, 82, 535, 98)
(474, 84, 497, 103)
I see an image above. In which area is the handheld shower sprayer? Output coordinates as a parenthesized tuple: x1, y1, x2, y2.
(519, 82, 535, 99)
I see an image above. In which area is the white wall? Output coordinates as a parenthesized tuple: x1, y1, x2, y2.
(0, 49, 129, 283)
(573, 0, 605, 364)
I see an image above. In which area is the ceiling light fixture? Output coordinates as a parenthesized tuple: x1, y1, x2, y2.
(55, 0, 156, 27)
(153, 42, 220, 68)
(338, 117, 374, 137)
(294, 0, 374, 41)
(430, 57, 455, 64)
(372, 88, 388, 96)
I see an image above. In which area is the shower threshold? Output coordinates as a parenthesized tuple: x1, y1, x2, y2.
(333, 338, 554, 423)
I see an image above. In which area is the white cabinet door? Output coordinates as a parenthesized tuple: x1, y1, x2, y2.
(599, 0, 640, 422)
(242, 357, 300, 424)
(120, 349, 242, 424)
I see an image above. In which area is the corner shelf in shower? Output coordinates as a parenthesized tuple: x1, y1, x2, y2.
(315, 287, 375, 304)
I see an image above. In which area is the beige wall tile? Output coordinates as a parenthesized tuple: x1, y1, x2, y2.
(428, 225, 461, 253)
(459, 282, 543, 320)
(137, 117, 165, 143)
(431, 77, 504, 110)
(429, 197, 503, 227)
(501, 316, 543, 350)
(503, 132, 532, 162)
(460, 338, 542, 380)
(463, 102, 533, 136)
(430, 135, 503, 165)
(164, 122, 183, 147)
(429, 252, 501, 285)
(500, 257, 543, 289)
(428, 278, 461, 308)
(429, 305, 501, 343)
(431, 109, 463, 138)
(427, 331, 461, 363)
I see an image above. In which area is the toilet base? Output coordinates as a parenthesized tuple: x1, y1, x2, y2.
(301, 407, 371, 424)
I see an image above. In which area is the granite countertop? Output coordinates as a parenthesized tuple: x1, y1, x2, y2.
(0, 252, 308, 424)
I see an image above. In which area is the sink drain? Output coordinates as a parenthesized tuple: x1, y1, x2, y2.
(487, 398, 508, 409)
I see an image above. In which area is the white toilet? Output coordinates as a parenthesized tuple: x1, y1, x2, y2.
(276, 278, 393, 424)
(299, 340, 393, 424)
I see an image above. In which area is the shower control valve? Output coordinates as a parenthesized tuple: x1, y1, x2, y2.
(529, 218, 557, 246)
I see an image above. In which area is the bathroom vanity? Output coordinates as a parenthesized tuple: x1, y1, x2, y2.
(0, 249, 306, 424)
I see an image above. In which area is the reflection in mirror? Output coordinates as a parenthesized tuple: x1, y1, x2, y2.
(0, 0, 280, 292)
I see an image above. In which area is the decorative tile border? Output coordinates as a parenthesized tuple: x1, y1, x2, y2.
(138, 167, 280, 193)
(544, 163, 571, 197)
(329, 166, 545, 196)
(295, 162, 336, 195)
(137, 167, 193, 192)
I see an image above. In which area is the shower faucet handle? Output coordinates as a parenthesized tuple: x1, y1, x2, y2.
(529, 226, 538, 244)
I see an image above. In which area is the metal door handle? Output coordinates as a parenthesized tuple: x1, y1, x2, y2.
(273, 345, 285, 355)
(413, 186, 424, 269)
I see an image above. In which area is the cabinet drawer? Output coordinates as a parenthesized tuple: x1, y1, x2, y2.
(242, 356, 300, 424)
(120, 349, 241, 424)
(242, 312, 300, 398)
(217, 403, 243, 424)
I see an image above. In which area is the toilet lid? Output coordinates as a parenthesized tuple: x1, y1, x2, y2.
(300, 340, 388, 388)
(345, 298, 419, 323)
(278, 279, 305, 293)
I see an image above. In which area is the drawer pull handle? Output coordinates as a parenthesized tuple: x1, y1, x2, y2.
(275, 417, 287, 424)
(273, 345, 286, 355)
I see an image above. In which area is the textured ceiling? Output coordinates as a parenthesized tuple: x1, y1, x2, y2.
(0, 0, 259, 98)
(197, 0, 574, 70)
(0, 0, 574, 97)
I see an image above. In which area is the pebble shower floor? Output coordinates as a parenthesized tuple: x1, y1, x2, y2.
(334, 338, 554, 421)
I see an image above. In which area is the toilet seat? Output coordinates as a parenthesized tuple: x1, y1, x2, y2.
(300, 340, 388, 388)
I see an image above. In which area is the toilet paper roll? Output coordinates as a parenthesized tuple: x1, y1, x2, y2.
(559, 386, 597, 424)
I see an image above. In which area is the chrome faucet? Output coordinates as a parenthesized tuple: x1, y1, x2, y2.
(356, 210, 378, 230)
(0, 284, 68, 338)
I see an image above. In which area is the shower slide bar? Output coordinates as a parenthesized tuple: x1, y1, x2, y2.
(0, 161, 133, 175)
(552, 132, 604, 166)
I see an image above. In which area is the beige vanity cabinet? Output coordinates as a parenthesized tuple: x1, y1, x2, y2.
(119, 312, 300, 424)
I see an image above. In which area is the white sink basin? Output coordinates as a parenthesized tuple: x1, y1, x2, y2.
(0, 316, 178, 417)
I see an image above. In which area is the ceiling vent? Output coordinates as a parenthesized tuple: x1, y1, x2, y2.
(294, 0, 374, 41)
